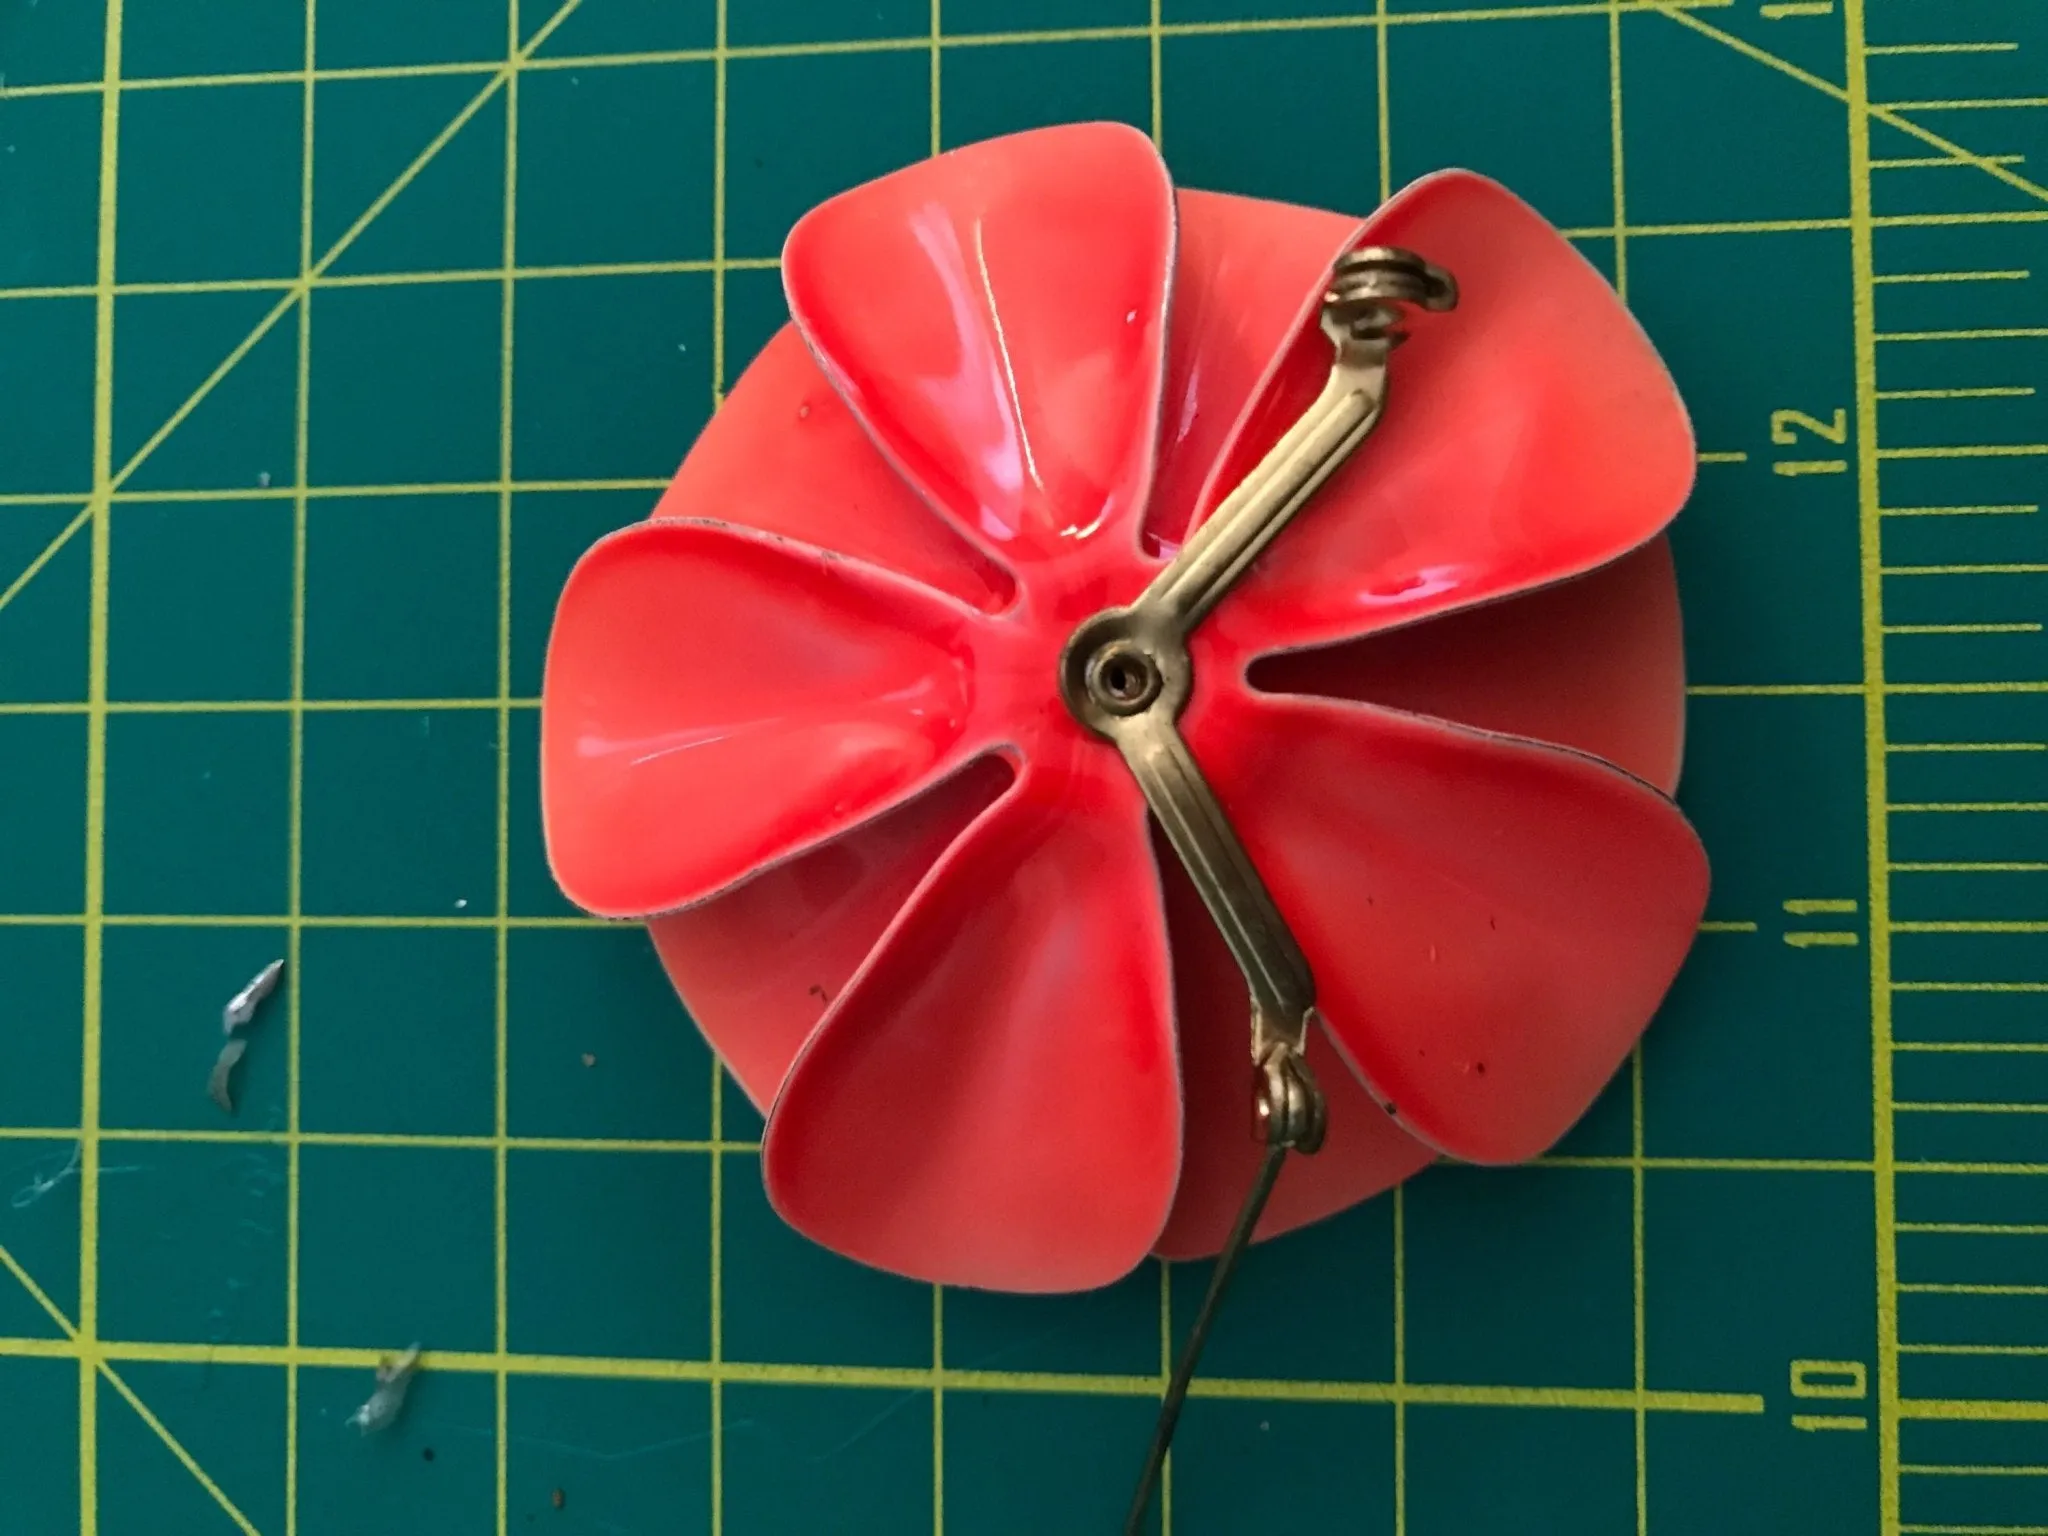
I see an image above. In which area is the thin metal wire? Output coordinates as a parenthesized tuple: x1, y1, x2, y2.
(1124, 1140, 1291, 1536)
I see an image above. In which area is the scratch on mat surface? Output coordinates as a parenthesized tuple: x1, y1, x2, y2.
(9, 1142, 80, 1210)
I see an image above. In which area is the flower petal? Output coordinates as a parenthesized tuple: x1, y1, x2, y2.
(541, 518, 993, 919)
(782, 122, 1174, 581)
(1152, 849, 1435, 1261)
(653, 324, 1011, 612)
(1147, 188, 1365, 551)
(762, 752, 1180, 1292)
(646, 758, 1012, 1111)
(1249, 536, 1687, 795)
(1185, 687, 1708, 1165)
(1203, 169, 1696, 658)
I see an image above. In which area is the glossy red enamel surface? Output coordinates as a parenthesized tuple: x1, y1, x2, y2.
(764, 759, 1181, 1292)
(647, 759, 1012, 1111)
(1201, 169, 1697, 661)
(1147, 189, 1366, 552)
(651, 325, 1010, 612)
(784, 120, 1172, 580)
(539, 124, 1708, 1290)
(1153, 847, 1436, 1260)
(1185, 691, 1708, 1164)
(541, 518, 998, 919)
(1250, 536, 1689, 796)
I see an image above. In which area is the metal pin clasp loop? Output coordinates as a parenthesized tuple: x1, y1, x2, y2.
(1324, 245, 1458, 345)
(1257, 1039, 1327, 1154)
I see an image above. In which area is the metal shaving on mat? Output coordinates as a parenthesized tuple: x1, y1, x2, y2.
(347, 1343, 423, 1434)
(209, 958, 284, 1114)
(223, 958, 285, 1032)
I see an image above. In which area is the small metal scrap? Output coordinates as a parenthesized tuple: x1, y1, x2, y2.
(205, 1038, 249, 1115)
(210, 958, 284, 1114)
(347, 1343, 423, 1435)
(223, 958, 285, 1032)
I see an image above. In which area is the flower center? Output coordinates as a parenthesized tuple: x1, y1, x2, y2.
(1056, 605, 1190, 738)
(1086, 641, 1161, 716)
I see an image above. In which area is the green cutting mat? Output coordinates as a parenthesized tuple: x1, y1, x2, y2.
(1, 0, 2043, 1530)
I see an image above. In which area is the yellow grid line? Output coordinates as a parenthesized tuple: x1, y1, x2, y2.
(1841, 14, 1902, 1534)
(1875, 273, 2032, 288)
(0, 0, 1743, 102)
(1879, 98, 2048, 113)
(0, 478, 673, 505)
(1867, 42, 2020, 57)
(0, 679, 2009, 714)
(3, 1, 2039, 1528)
(0, 0, 590, 629)
(0, 1236, 261, 1535)
(494, 3, 522, 1534)
(1893, 985, 2048, 999)
(74, 3, 124, 1528)
(3, 682, 1941, 715)
(1147, 0, 1165, 150)
(1544, 1155, 1877, 1172)
(0, 700, 544, 713)
(283, 0, 316, 1529)
(1901, 1283, 2048, 1298)
(930, 9, 947, 1531)
(0, 1131, 1893, 1171)
(5, 0, 2026, 281)
(0, 4, 584, 1529)
(1894, 921, 2048, 935)
(932, 0, 945, 160)
(0, 1322, 1767, 1413)
(0, 1126, 747, 1153)
(1901, 1461, 2048, 1475)
(1879, 388, 2036, 401)
(0, 913, 610, 927)
(1896, 1101, 2048, 1115)
(0, 258, 775, 303)
(1391, 1186, 1407, 1535)
(1886, 682, 2048, 695)
(1155, 1259, 1172, 1533)
(1650, 2, 2048, 212)
(1377, 30, 1403, 1531)
(709, 5, 730, 1530)
(98, 1368, 262, 1536)
(1891, 1161, 2048, 1175)
(1875, 211, 2048, 229)
(1604, 13, 1655, 1533)
(9, 210, 2045, 307)
(1873, 155, 2028, 172)
(1904, 1352, 2048, 1367)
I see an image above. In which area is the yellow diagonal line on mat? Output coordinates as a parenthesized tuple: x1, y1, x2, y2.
(0, 1238, 263, 1536)
(0, 1236, 83, 1355)
(1651, 2, 2048, 210)
(0, 0, 588, 625)
(3, 5, 584, 1528)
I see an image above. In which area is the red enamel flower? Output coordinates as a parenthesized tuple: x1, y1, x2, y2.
(539, 123, 1710, 1294)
